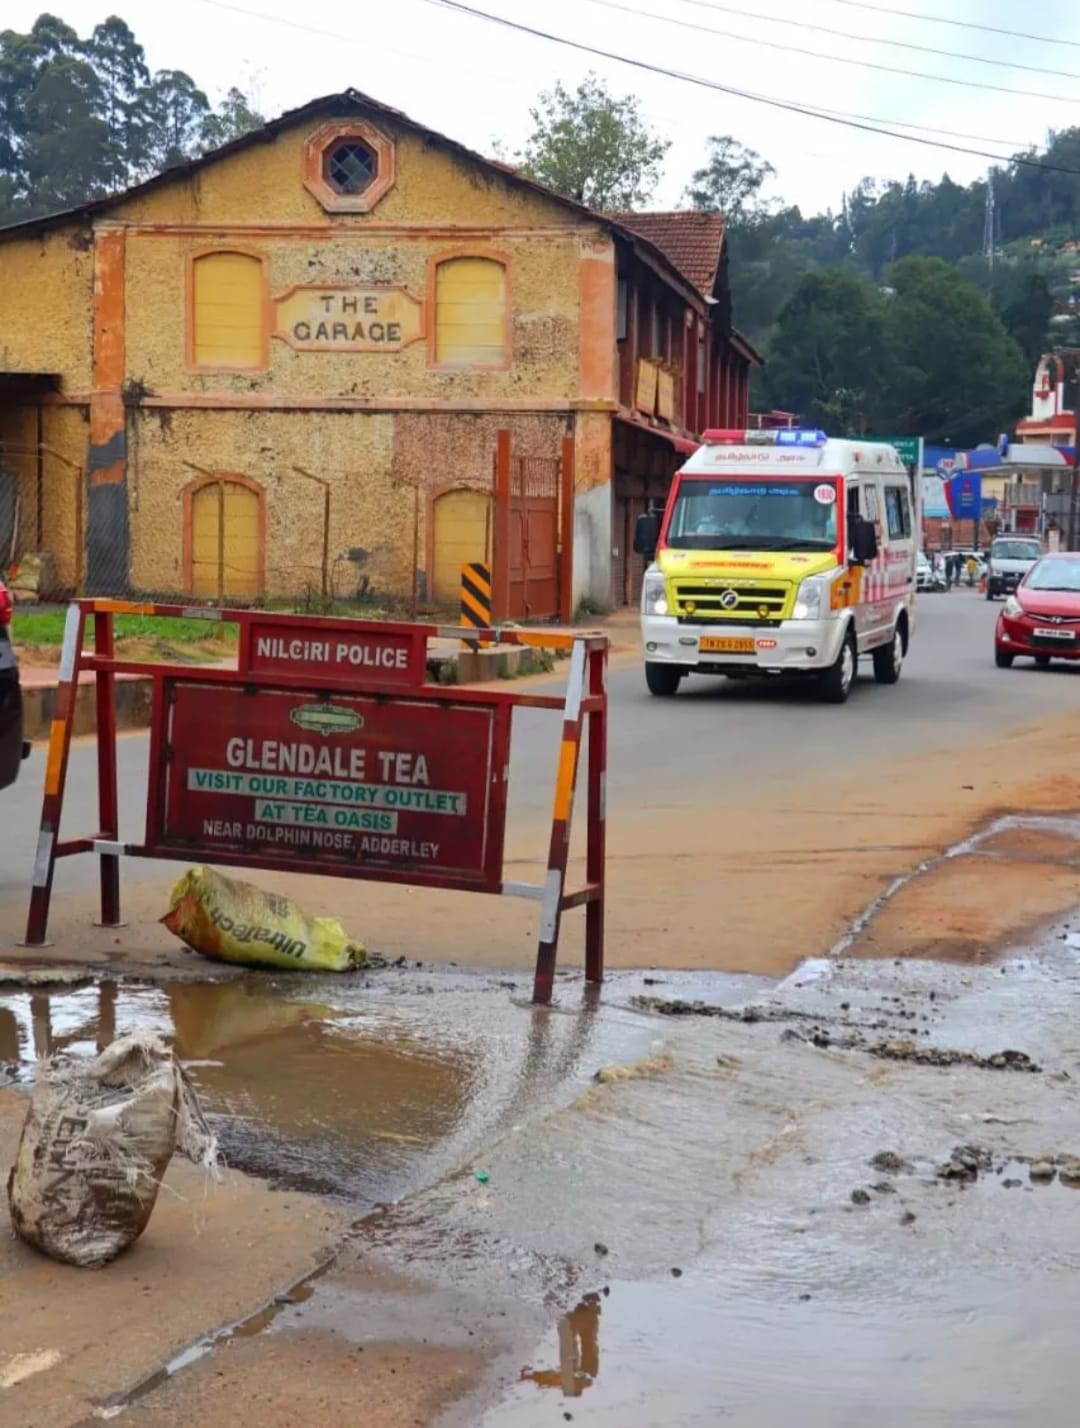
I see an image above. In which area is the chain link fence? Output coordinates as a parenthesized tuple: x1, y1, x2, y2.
(3, 425, 571, 636)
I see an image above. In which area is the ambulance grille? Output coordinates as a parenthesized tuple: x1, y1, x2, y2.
(671, 580, 792, 621)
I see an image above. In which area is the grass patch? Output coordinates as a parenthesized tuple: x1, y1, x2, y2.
(13, 610, 238, 649)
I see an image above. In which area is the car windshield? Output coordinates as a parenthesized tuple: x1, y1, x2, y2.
(1025, 557, 1080, 592)
(664, 478, 839, 551)
(993, 540, 1042, 561)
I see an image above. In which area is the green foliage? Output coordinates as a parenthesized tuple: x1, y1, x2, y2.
(0, 13, 264, 223)
(686, 136, 774, 222)
(764, 270, 888, 434)
(878, 257, 1029, 446)
(765, 259, 1029, 445)
(200, 87, 264, 152)
(518, 73, 669, 211)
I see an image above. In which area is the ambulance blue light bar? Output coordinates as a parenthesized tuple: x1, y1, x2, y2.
(702, 428, 828, 448)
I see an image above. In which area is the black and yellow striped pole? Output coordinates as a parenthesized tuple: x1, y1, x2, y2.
(460, 562, 492, 649)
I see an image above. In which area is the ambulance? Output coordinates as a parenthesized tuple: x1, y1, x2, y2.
(633, 429, 916, 704)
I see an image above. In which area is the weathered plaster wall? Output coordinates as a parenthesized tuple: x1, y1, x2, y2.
(0, 227, 93, 388)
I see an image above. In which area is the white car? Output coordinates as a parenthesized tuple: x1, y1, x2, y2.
(916, 553, 945, 591)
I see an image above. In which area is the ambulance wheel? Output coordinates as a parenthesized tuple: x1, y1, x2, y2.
(818, 630, 856, 704)
(645, 663, 682, 697)
(872, 627, 904, 685)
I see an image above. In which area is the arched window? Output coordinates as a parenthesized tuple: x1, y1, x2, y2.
(189, 251, 266, 369)
(433, 257, 508, 367)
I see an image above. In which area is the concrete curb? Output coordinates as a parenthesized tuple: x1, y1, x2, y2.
(22, 674, 152, 740)
(430, 644, 556, 685)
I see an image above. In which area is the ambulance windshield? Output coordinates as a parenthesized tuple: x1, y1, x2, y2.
(665, 478, 839, 551)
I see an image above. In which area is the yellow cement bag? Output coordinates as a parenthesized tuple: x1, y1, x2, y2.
(161, 866, 366, 972)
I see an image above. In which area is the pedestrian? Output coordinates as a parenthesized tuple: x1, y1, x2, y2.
(945, 552, 954, 589)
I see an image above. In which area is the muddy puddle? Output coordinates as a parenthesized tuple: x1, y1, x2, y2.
(0, 971, 664, 1206)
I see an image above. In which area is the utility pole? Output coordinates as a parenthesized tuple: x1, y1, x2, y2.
(1072, 353, 1079, 550)
(983, 169, 996, 282)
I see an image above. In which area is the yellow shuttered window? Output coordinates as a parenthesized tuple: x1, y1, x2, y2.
(190, 252, 265, 368)
(434, 258, 507, 366)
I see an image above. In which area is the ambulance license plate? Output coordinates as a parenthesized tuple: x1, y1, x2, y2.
(699, 636, 756, 654)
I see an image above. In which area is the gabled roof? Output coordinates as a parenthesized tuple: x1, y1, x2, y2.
(612, 210, 726, 297)
(0, 89, 709, 311)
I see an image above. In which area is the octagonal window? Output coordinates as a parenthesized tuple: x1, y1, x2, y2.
(303, 121, 395, 214)
(325, 139, 377, 196)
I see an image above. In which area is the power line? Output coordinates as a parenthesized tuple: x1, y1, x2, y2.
(573, 0, 1080, 104)
(661, 0, 1080, 80)
(418, 0, 1080, 177)
(187, 0, 1035, 161)
(824, 0, 1080, 51)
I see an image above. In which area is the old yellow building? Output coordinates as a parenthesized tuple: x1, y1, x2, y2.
(0, 90, 755, 613)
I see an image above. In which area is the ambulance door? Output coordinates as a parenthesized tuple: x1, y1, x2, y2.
(853, 478, 887, 650)
(881, 479, 916, 631)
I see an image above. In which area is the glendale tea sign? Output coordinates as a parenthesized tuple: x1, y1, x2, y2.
(24, 604, 608, 1004)
(163, 685, 498, 879)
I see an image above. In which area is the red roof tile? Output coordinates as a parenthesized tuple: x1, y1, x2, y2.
(612, 210, 726, 296)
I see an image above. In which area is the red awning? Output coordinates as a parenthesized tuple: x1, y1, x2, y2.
(615, 411, 699, 455)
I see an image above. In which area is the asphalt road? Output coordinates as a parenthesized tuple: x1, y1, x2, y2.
(0, 588, 1074, 918)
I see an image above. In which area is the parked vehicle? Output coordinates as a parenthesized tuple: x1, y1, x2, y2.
(986, 536, 1042, 600)
(634, 428, 915, 705)
(916, 552, 945, 591)
(0, 577, 28, 790)
(995, 553, 1080, 668)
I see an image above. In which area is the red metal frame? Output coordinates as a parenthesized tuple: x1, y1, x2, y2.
(23, 601, 607, 1004)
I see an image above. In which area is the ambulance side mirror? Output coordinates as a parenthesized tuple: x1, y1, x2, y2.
(634, 511, 660, 558)
(849, 517, 878, 566)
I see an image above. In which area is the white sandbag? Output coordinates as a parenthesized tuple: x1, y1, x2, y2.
(6, 1032, 217, 1268)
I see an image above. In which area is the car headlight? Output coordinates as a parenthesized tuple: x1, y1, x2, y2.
(643, 571, 668, 617)
(793, 574, 829, 621)
(1003, 595, 1022, 618)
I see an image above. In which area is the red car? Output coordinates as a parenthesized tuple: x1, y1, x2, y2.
(995, 553, 1080, 668)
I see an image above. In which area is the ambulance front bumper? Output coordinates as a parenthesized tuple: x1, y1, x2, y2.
(641, 614, 848, 674)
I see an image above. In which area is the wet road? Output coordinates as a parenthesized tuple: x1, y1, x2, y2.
(4, 592, 1080, 1425)
(1, 589, 1074, 912)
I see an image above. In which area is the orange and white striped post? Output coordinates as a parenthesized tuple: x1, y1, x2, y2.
(24, 603, 87, 945)
(532, 638, 588, 1004)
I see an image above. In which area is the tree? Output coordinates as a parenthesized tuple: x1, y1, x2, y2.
(686, 136, 774, 223)
(200, 86, 264, 152)
(992, 265, 1054, 368)
(879, 256, 1029, 445)
(517, 73, 669, 211)
(138, 70, 210, 172)
(88, 17, 150, 187)
(764, 269, 890, 432)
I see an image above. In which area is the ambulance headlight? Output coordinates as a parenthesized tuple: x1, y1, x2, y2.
(644, 571, 668, 616)
(793, 575, 829, 621)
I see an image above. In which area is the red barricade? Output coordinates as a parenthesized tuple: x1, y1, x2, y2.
(24, 601, 607, 1004)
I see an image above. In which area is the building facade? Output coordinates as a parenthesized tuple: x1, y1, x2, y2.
(0, 90, 756, 613)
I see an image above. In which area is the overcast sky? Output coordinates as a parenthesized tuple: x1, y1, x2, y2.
(9, 0, 1080, 214)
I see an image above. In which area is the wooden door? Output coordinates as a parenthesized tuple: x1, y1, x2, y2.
(190, 480, 261, 599)
(432, 489, 490, 605)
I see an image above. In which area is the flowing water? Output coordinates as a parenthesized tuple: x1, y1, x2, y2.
(4, 917, 1080, 1424)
